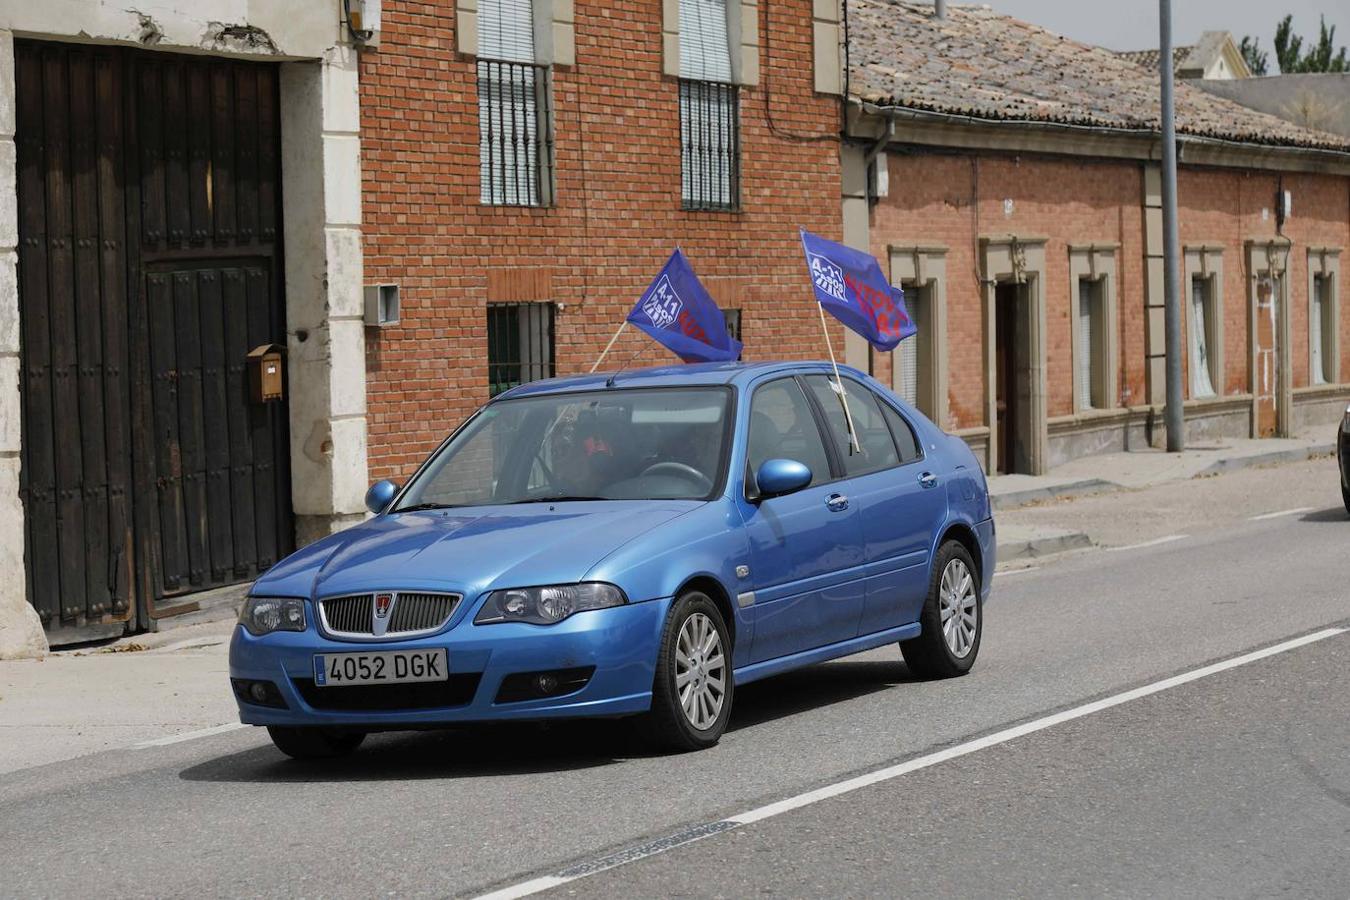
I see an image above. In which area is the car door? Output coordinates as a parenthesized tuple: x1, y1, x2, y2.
(803, 376, 944, 635)
(735, 376, 865, 663)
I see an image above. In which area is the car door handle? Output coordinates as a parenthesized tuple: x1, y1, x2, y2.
(918, 472, 939, 489)
(825, 493, 849, 512)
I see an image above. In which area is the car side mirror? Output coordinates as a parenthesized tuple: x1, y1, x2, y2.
(365, 480, 400, 514)
(754, 459, 812, 500)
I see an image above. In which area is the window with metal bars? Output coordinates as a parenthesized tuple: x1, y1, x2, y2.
(478, 60, 554, 206)
(679, 80, 739, 211)
(487, 303, 555, 396)
(720, 307, 742, 358)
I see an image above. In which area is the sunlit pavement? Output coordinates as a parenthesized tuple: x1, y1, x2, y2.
(1, 459, 1346, 898)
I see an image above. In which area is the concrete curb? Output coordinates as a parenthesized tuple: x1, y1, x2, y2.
(991, 478, 1120, 511)
(998, 530, 1094, 561)
(1194, 443, 1335, 477)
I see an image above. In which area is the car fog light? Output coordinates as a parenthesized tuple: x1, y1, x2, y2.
(249, 683, 270, 703)
(494, 667, 596, 703)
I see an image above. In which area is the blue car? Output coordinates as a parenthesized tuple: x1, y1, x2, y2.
(229, 361, 995, 757)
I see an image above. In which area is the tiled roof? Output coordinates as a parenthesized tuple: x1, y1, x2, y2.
(1116, 46, 1190, 73)
(847, 0, 1350, 153)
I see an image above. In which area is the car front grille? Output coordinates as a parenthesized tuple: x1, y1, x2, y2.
(317, 592, 461, 639)
(292, 674, 482, 711)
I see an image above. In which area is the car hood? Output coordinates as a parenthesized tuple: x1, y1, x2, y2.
(254, 501, 701, 600)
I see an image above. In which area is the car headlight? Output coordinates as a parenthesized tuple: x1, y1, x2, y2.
(474, 583, 627, 625)
(239, 597, 307, 636)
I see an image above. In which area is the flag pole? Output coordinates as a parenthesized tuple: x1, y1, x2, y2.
(816, 301, 862, 454)
(590, 321, 627, 373)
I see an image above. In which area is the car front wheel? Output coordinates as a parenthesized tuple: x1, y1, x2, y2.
(640, 591, 733, 752)
(266, 726, 366, 760)
(901, 541, 982, 679)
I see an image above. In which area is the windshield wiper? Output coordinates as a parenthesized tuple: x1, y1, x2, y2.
(507, 495, 608, 504)
(395, 502, 459, 512)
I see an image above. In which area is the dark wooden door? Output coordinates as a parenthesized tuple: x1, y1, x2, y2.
(995, 283, 1018, 475)
(15, 41, 292, 637)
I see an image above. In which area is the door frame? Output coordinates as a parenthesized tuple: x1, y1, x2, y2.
(1246, 239, 1293, 439)
(981, 235, 1048, 475)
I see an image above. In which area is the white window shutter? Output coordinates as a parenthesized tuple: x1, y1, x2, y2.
(479, 0, 536, 62)
(898, 340, 919, 406)
(679, 0, 733, 82)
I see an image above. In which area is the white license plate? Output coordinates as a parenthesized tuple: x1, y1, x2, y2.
(313, 648, 448, 687)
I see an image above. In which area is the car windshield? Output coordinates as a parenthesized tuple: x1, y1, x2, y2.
(394, 387, 732, 509)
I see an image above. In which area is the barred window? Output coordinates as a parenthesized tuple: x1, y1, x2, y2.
(477, 0, 553, 206)
(678, 0, 738, 211)
(721, 307, 743, 358)
(679, 81, 739, 210)
(488, 303, 555, 396)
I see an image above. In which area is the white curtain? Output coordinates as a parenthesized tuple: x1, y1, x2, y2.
(679, 0, 732, 82)
(1189, 277, 1216, 398)
(1311, 275, 1328, 384)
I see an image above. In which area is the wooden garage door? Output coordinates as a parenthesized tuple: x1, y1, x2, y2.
(15, 41, 292, 639)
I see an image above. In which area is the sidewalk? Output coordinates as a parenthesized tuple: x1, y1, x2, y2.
(993, 430, 1336, 560)
(0, 621, 240, 774)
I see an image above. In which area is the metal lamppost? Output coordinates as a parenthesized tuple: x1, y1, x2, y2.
(1159, 0, 1184, 451)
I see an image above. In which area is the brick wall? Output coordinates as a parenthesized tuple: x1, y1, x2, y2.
(360, 0, 842, 480)
(871, 148, 1350, 432)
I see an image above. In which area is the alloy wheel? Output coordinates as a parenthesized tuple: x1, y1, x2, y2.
(939, 557, 978, 659)
(674, 612, 726, 730)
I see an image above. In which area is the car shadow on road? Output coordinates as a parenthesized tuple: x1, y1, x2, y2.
(728, 659, 913, 732)
(179, 659, 913, 783)
(1300, 507, 1349, 523)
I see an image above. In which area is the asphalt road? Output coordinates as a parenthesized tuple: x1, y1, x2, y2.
(1, 469, 1347, 898)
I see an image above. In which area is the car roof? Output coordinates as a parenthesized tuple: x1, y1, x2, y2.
(495, 360, 870, 400)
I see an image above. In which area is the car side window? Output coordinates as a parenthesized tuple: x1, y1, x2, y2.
(747, 378, 832, 490)
(804, 376, 900, 477)
(878, 400, 923, 464)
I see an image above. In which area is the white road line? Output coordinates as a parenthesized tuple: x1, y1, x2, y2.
(134, 722, 247, 748)
(995, 566, 1039, 578)
(1106, 534, 1187, 552)
(1248, 507, 1313, 521)
(474, 626, 1348, 900)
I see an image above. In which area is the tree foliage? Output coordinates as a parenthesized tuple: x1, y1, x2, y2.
(1272, 14, 1348, 73)
(1239, 35, 1268, 75)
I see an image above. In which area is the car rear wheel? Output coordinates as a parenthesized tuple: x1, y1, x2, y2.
(266, 726, 366, 760)
(640, 591, 733, 752)
(901, 541, 982, 679)
(1342, 484, 1350, 516)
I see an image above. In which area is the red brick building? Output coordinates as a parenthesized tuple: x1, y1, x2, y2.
(357, 0, 1350, 486)
(359, 0, 848, 479)
(845, 0, 1350, 474)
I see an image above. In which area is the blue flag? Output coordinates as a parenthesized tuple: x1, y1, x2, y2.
(800, 229, 916, 352)
(626, 250, 742, 363)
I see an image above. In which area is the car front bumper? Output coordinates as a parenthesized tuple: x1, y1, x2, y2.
(228, 597, 672, 728)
